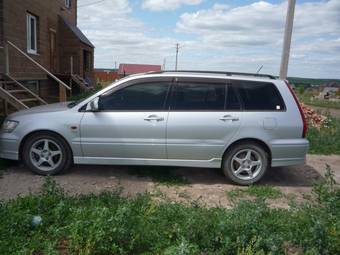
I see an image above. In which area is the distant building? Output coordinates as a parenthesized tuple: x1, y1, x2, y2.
(118, 63, 161, 77)
(94, 68, 118, 82)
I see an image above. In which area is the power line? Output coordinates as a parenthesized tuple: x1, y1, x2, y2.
(78, 0, 106, 8)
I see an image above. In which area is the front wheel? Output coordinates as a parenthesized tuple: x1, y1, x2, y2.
(223, 143, 269, 185)
(22, 132, 72, 175)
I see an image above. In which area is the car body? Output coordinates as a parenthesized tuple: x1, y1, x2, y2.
(0, 71, 309, 184)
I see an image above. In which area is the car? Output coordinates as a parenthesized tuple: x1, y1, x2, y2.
(0, 71, 309, 185)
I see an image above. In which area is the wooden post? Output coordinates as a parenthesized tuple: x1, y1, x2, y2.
(59, 83, 67, 102)
(70, 56, 73, 75)
(5, 43, 9, 75)
(2, 43, 9, 114)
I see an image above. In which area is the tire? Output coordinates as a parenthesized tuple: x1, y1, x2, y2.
(222, 142, 269, 185)
(22, 132, 72, 175)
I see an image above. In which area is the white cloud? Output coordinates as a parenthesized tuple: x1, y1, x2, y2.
(175, 0, 340, 77)
(142, 0, 202, 11)
(78, 0, 184, 68)
(77, 0, 340, 78)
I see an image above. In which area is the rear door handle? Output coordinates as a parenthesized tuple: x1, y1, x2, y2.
(144, 115, 164, 122)
(220, 115, 239, 122)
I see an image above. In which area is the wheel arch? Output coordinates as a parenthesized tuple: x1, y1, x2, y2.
(223, 138, 272, 164)
(19, 130, 74, 161)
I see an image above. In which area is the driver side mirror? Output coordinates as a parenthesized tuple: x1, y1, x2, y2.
(86, 97, 99, 112)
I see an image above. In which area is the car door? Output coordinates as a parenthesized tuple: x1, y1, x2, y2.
(80, 77, 171, 159)
(166, 77, 242, 161)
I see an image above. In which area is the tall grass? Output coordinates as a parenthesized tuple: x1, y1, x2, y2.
(307, 117, 340, 154)
(0, 169, 339, 254)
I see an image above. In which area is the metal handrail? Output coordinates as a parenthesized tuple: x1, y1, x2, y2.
(6, 41, 71, 90)
(6, 74, 48, 104)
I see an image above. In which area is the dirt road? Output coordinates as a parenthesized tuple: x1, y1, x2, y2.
(308, 105, 340, 118)
(0, 155, 339, 208)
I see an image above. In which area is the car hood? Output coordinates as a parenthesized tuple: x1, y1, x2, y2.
(8, 102, 72, 118)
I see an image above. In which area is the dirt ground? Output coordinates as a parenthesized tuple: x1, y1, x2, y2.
(0, 154, 339, 208)
(308, 105, 340, 118)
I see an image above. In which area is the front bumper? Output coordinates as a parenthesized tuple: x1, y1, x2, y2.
(270, 138, 309, 167)
(0, 133, 20, 160)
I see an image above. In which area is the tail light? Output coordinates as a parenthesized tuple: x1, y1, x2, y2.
(285, 80, 308, 138)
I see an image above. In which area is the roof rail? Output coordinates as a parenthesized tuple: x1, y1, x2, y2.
(147, 70, 277, 80)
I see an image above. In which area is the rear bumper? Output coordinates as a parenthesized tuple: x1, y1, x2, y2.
(0, 133, 20, 160)
(270, 139, 309, 167)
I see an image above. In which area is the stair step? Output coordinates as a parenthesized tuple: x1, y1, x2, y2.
(7, 89, 27, 94)
(0, 81, 15, 85)
(20, 98, 38, 102)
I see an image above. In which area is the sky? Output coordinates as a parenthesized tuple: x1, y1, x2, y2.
(77, 0, 340, 79)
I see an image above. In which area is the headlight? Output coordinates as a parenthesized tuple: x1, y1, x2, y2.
(1, 120, 19, 133)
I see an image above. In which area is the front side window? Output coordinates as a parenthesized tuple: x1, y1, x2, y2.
(98, 82, 170, 111)
(233, 80, 285, 111)
(26, 13, 37, 54)
(172, 83, 226, 110)
(226, 85, 241, 110)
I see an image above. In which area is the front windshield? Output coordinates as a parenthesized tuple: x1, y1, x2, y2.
(67, 97, 89, 108)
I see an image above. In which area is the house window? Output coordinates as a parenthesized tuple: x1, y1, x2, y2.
(26, 13, 38, 54)
(65, 0, 71, 8)
(25, 80, 40, 94)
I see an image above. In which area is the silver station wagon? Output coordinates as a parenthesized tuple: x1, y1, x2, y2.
(0, 71, 309, 185)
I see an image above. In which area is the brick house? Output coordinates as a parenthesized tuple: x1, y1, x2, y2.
(0, 0, 94, 115)
(118, 63, 162, 77)
(94, 68, 118, 83)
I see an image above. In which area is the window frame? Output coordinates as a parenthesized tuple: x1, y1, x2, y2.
(24, 80, 40, 94)
(93, 77, 173, 112)
(230, 79, 287, 112)
(65, 0, 71, 8)
(26, 13, 38, 54)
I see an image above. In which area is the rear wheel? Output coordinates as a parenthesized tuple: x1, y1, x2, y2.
(223, 142, 269, 185)
(22, 132, 72, 175)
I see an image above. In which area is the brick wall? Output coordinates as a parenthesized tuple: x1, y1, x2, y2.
(1, 0, 77, 79)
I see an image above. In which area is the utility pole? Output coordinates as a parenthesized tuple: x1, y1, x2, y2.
(279, 0, 296, 80)
(162, 58, 166, 70)
(175, 43, 179, 71)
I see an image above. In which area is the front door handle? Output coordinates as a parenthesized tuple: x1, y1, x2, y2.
(144, 115, 164, 122)
(220, 115, 239, 122)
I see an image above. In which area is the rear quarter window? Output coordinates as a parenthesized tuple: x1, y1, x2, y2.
(233, 80, 285, 111)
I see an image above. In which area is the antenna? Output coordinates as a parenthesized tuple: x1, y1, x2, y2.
(256, 65, 263, 74)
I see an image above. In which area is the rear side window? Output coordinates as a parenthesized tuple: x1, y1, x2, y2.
(233, 81, 285, 111)
(98, 82, 170, 111)
(172, 83, 225, 110)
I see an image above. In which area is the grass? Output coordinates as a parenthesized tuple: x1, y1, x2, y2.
(297, 91, 340, 110)
(226, 185, 283, 201)
(307, 117, 340, 154)
(0, 168, 339, 254)
(128, 166, 189, 186)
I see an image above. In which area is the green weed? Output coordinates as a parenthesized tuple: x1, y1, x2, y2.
(307, 117, 340, 154)
(227, 185, 283, 201)
(0, 168, 339, 254)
